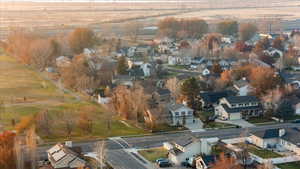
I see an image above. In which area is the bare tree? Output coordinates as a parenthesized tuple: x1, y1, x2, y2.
(166, 77, 180, 100)
(94, 141, 106, 169)
(14, 136, 24, 169)
(25, 127, 37, 169)
(36, 110, 52, 136)
(61, 111, 76, 138)
(29, 39, 56, 71)
(237, 129, 250, 169)
(125, 21, 142, 42)
(0, 99, 5, 120)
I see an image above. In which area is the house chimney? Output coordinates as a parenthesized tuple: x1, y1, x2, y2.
(279, 129, 285, 137)
(65, 141, 72, 148)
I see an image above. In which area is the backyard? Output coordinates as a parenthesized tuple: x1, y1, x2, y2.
(138, 147, 168, 162)
(0, 54, 146, 142)
(235, 143, 283, 159)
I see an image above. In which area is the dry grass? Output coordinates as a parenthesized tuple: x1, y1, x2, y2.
(0, 54, 146, 141)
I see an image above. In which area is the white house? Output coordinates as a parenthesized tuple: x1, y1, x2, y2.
(215, 96, 263, 121)
(233, 79, 252, 96)
(56, 56, 71, 68)
(168, 137, 218, 166)
(167, 103, 194, 126)
(202, 68, 210, 76)
(168, 55, 177, 65)
(141, 63, 152, 77)
(168, 137, 201, 165)
(250, 128, 300, 155)
(263, 48, 283, 58)
(127, 47, 136, 57)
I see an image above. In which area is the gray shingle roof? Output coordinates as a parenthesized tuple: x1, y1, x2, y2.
(221, 104, 262, 114)
(199, 90, 234, 104)
(167, 103, 192, 112)
(251, 129, 280, 139)
(281, 128, 300, 146)
(226, 96, 259, 104)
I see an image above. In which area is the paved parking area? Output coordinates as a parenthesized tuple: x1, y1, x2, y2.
(185, 118, 205, 132)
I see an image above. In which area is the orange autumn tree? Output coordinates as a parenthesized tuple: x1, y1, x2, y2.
(0, 131, 16, 169)
(250, 67, 282, 96)
(212, 153, 242, 169)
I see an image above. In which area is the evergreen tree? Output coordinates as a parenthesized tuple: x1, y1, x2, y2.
(117, 56, 128, 75)
(180, 77, 200, 109)
(277, 99, 294, 120)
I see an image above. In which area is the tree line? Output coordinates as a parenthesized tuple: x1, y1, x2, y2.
(158, 17, 258, 41)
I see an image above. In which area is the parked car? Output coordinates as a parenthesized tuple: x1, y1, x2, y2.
(158, 161, 172, 168)
(292, 119, 300, 123)
(155, 158, 168, 163)
(181, 161, 192, 167)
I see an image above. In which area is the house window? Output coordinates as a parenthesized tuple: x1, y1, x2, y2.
(181, 111, 186, 116)
(232, 104, 236, 107)
(175, 112, 179, 116)
(239, 103, 243, 107)
(188, 111, 193, 116)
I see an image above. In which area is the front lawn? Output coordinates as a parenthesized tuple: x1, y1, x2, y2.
(277, 162, 300, 169)
(138, 147, 168, 162)
(247, 117, 275, 124)
(235, 144, 283, 159)
(204, 122, 236, 129)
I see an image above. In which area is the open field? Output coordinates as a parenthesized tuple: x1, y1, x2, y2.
(0, 53, 146, 142)
(0, 0, 300, 39)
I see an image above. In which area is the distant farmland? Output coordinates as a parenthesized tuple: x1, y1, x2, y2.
(0, 0, 299, 39)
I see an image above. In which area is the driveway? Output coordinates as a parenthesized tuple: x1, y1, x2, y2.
(216, 119, 255, 128)
(184, 118, 205, 132)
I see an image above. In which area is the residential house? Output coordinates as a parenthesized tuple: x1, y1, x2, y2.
(263, 47, 283, 58)
(135, 45, 150, 57)
(195, 155, 216, 169)
(47, 143, 86, 169)
(249, 57, 272, 68)
(56, 56, 72, 68)
(167, 103, 194, 126)
(250, 128, 300, 155)
(215, 96, 263, 120)
(191, 57, 205, 65)
(202, 68, 210, 76)
(153, 88, 171, 103)
(127, 46, 136, 57)
(140, 63, 152, 77)
(96, 88, 111, 104)
(198, 90, 235, 109)
(166, 137, 218, 166)
(112, 75, 133, 87)
(233, 79, 253, 96)
(279, 71, 300, 89)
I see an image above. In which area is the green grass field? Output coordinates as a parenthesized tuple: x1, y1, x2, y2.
(235, 143, 283, 159)
(277, 162, 300, 169)
(138, 147, 168, 162)
(0, 54, 146, 142)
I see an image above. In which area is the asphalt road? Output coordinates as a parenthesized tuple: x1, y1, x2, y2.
(37, 122, 300, 169)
